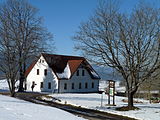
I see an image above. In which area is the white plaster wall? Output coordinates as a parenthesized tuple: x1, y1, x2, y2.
(26, 56, 58, 92)
(59, 68, 99, 93)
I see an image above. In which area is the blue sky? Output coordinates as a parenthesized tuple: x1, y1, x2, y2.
(2, 0, 160, 56)
(28, 0, 99, 56)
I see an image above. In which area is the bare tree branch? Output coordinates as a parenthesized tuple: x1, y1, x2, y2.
(74, 1, 160, 108)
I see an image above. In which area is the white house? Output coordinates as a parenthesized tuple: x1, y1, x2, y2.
(25, 53, 100, 93)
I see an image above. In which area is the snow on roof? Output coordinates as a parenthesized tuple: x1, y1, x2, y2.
(90, 69, 100, 79)
(57, 63, 71, 79)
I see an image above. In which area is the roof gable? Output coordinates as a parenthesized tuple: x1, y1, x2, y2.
(68, 59, 83, 75)
(81, 60, 100, 79)
(25, 61, 37, 77)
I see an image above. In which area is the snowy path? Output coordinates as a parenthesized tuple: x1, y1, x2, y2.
(0, 95, 85, 120)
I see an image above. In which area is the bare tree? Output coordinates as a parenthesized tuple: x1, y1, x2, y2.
(74, 1, 160, 109)
(0, 0, 54, 95)
(0, 28, 19, 97)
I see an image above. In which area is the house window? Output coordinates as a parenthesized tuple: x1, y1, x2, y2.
(92, 82, 94, 88)
(44, 69, 47, 76)
(40, 82, 43, 88)
(72, 83, 74, 89)
(42, 60, 44, 63)
(37, 69, 39, 75)
(76, 70, 79, 76)
(85, 82, 88, 89)
(39, 59, 41, 63)
(48, 82, 51, 89)
(64, 83, 67, 90)
(79, 83, 81, 89)
(82, 70, 85, 76)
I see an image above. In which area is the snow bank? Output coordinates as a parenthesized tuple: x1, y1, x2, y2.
(0, 95, 85, 120)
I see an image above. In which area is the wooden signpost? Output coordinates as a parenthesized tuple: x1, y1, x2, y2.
(108, 80, 115, 105)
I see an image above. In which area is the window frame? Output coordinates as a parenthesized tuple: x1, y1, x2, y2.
(82, 70, 85, 76)
(37, 69, 39, 75)
(76, 70, 79, 76)
(71, 83, 74, 89)
(64, 83, 67, 90)
(92, 82, 94, 88)
(44, 69, 47, 76)
(48, 82, 51, 89)
(79, 83, 81, 89)
(85, 82, 88, 89)
(40, 82, 43, 88)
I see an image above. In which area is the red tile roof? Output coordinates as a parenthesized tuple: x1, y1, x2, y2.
(25, 53, 100, 80)
(25, 60, 37, 77)
(68, 59, 83, 76)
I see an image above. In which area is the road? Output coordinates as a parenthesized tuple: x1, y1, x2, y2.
(14, 92, 137, 120)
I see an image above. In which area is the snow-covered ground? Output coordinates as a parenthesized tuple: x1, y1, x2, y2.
(50, 93, 160, 120)
(1, 79, 160, 120)
(0, 79, 9, 91)
(0, 79, 19, 92)
(0, 94, 85, 120)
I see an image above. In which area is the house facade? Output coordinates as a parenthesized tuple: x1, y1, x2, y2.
(25, 53, 100, 93)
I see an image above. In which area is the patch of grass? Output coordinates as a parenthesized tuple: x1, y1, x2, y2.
(116, 106, 140, 111)
(0, 92, 10, 96)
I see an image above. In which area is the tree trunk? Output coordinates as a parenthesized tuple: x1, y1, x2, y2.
(127, 91, 134, 108)
(10, 79, 16, 97)
(18, 65, 24, 92)
(23, 61, 27, 90)
(18, 52, 24, 92)
(10, 90, 15, 97)
(148, 88, 151, 104)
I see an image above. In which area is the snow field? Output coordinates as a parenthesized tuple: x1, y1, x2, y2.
(50, 93, 160, 120)
(0, 95, 85, 120)
(1, 79, 160, 120)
